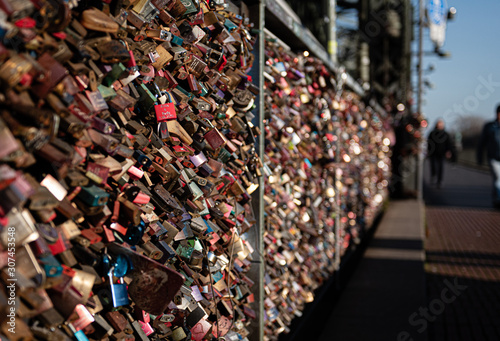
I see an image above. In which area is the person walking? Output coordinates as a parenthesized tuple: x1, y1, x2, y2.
(427, 119, 453, 188)
(477, 105, 500, 207)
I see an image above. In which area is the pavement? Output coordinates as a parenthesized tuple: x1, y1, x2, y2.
(310, 160, 500, 341)
(317, 199, 427, 341)
(423, 161, 500, 341)
(423, 161, 493, 208)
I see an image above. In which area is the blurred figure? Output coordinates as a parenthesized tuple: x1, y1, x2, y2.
(477, 105, 500, 207)
(427, 119, 453, 188)
(452, 131, 462, 162)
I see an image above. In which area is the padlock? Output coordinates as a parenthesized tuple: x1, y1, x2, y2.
(81, 8, 119, 33)
(97, 40, 131, 64)
(141, 241, 163, 260)
(0, 167, 33, 216)
(58, 249, 78, 267)
(155, 93, 176, 122)
(66, 169, 90, 187)
(123, 220, 146, 245)
(117, 197, 142, 226)
(153, 184, 184, 216)
(166, 120, 193, 145)
(69, 268, 97, 305)
(87, 129, 119, 153)
(131, 320, 150, 341)
(139, 320, 155, 336)
(93, 313, 115, 337)
(31, 322, 69, 341)
(47, 279, 88, 319)
(68, 304, 95, 332)
(77, 185, 109, 207)
(125, 120, 148, 135)
(108, 265, 130, 308)
(92, 116, 116, 135)
(204, 128, 227, 150)
(30, 53, 68, 99)
(80, 229, 102, 245)
(105, 311, 131, 334)
(16, 286, 53, 319)
(39, 254, 63, 277)
(191, 97, 211, 112)
(1, 208, 39, 247)
(107, 242, 185, 314)
(169, 46, 187, 61)
(132, 150, 153, 169)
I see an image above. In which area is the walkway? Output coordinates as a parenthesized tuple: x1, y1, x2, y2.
(306, 161, 500, 341)
(317, 199, 427, 341)
(423, 161, 500, 341)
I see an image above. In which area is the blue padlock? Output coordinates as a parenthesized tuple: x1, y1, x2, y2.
(124, 220, 146, 246)
(133, 150, 152, 168)
(77, 186, 109, 207)
(39, 254, 63, 277)
(74, 329, 89, 341)
(108, 264, 129, 308)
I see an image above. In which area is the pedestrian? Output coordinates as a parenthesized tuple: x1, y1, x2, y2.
(427, 119, 453, 188)
(477, 105, 500, 207)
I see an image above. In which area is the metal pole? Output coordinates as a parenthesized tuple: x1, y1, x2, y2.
(416, 0, 424, 200)
(328, 0, 338, 63)
(334, 126, 341, 272)
(334, 76, 344, 272)
(247, 2, 265, 340)
(417, 0, 424, 117)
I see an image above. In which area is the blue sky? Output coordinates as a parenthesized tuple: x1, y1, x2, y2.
(417, 0, 500, 131)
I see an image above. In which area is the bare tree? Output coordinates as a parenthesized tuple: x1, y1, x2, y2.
(454, 115, 485, 149)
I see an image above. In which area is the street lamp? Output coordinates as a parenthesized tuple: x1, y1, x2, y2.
(433, 47, 451, 58)
(420, 49, 451, 57)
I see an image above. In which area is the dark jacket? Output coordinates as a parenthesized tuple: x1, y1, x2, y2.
(427, 128, 452, 158)
(477, 120, 500, 164)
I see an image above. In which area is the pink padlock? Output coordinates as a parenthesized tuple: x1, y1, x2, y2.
(139, 321, 154, 336)
(70, 304, 95, 331)
(132, 192, 150, 205)
(127, 165, 144, 179)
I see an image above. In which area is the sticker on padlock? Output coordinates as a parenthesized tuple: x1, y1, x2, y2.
(107, 243, 185, 315)
(155, 92, 176, 122)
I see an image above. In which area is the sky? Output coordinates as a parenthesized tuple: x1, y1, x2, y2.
(418, 0, 500, 132)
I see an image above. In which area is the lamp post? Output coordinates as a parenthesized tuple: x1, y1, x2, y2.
(417, 0, 424, 119)
(416, 0, 424, 200)
(415, 0, 454, 200)
(416, 0, 457, 200)
(328, 0, 337, 63)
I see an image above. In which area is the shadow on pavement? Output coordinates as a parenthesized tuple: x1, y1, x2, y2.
(426, 273, 500, 341)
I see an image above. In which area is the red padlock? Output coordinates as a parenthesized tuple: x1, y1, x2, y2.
(48, 230, 69, 255)
(155, 92, 176, 122)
